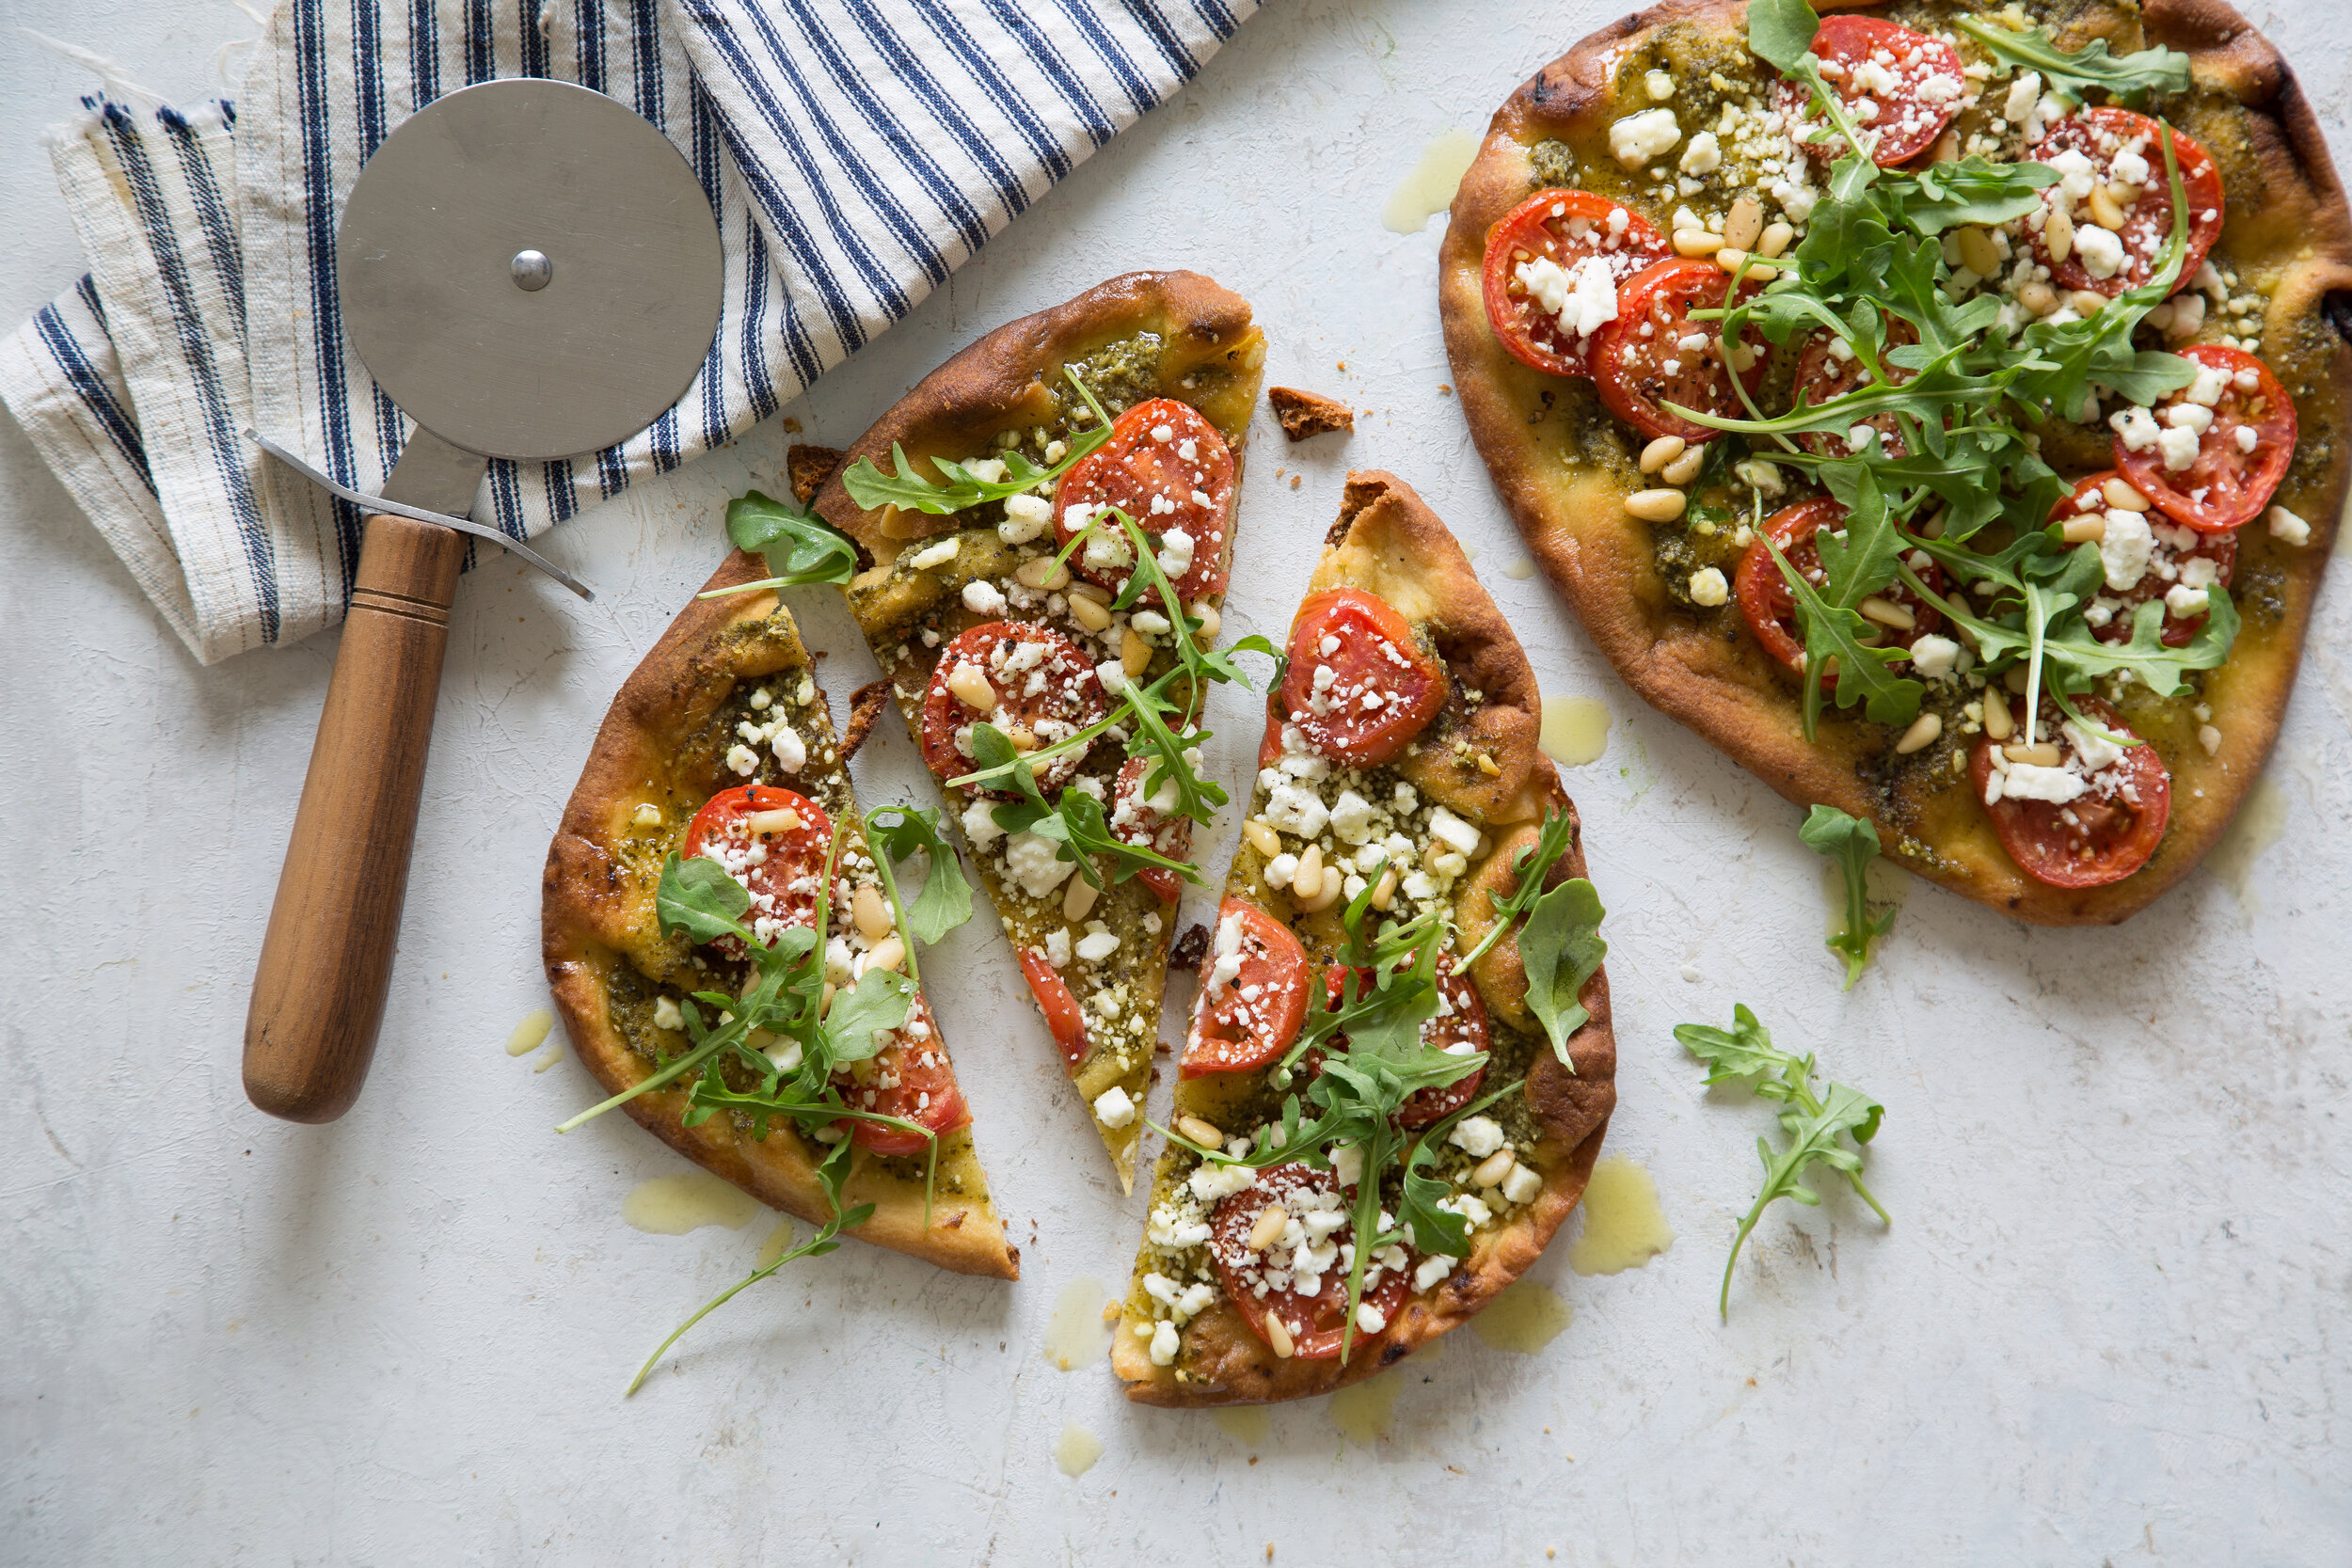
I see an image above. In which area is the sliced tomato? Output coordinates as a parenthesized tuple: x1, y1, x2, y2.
(1018, 948, 1089, 1072)
(1111, 755, 1192, 903)
(1972, 696, 2170, 889)
(2026, 108, 2224, 298)
(1181, 898, 1311, 1078)
(2112, 345, 2294, 533)
(1311, 956, 1489, 1129)
(1775, 14, 1967, 167)
(1207, 1162, 1413, 1360)
(1052, 398, 1234, 603)
(1593, 258, 1771, 443)
(1734, 499, 1946, 678)
(681, 786, 834, 946)
(1479, 189, 1670, 378)
(836, 995, 970, 1155)
(1279, 587, 1448, 767)
(919, 621, 1108, 793)
(1794, 317, 1918, 459)
(2053, 471, 2235, 648)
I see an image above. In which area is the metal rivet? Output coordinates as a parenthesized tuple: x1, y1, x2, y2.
(510, 249, 553, 291)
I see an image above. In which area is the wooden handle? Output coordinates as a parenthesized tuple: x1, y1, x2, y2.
(244, 514, 468, 1122)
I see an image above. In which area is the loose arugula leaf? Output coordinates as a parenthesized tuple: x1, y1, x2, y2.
(1518, 878, 1607, 1068)
(1952, 16, 2191, 107)
(864, 804, 976, 947)
(1676, 1005, 1888, 1319)
(626, 1202, 876, 1396)
(700, 489, 862, 599)
(838, 368, 1115, 515)
(1797, 805, 1895, 990)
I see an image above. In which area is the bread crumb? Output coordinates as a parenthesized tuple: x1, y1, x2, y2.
(1267, 386, 1355, 442)
(787, 443, 845, 504)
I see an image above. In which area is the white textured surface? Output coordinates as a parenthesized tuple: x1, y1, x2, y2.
(5, 4, 2349, 1563)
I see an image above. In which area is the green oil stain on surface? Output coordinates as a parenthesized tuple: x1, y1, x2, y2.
(1568, 1157, 1676, 1276)
(1470, 1281, 1575, 1354)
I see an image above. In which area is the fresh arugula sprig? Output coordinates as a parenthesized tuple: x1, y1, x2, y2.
(839, 367, 1117, 515)
(1798, 805, 1895, 990)
(1677, 1004, 1888, 1320)
(1454, 810, 1607, 1069)
(704, 488, 862, 597)
(1952, 15, 2192, 107)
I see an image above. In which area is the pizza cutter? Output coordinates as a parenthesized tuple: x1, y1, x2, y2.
(243, 78, 723, 1122)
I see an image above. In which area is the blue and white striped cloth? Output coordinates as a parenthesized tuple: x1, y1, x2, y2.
(0, 0, 1257, 664)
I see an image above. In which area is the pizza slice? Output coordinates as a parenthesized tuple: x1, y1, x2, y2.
(1113, 471, 1618, 1406)
(813, 272, 1267, 1192)
(543, 548, 1016, 1281)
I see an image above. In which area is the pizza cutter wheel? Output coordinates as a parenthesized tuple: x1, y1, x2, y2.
(244, 78, 722, 1122)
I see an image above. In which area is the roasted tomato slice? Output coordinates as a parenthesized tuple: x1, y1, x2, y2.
(1734, 499, 1946, 678)
(1053, 398, 1235, 603)
(1017, 948, 1089, 1072)
(1181, 898, 1311, 1078)
(2026, 108, 2224, 298)
(920, 621, 1108, 793)
(1972, 696, 2170, 889)
(1207, 1162, 1414, 1359)
(1794, 317, 1918, 460)
(837, 995, 971, 1155)
(1479, 189, 1670, 378)
(1279, 587, 1448, 767)
(2112, 345, 2295, 534)
(1593, 258, 1771, 443)
(1775, 14, 1967, 167)
(1310, 955, 1489, 1129)
(1111, 754, 1192, 903)
(2054, 471, 2235, 648)
(681, 786, 834, 946)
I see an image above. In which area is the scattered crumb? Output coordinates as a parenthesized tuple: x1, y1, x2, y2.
(787, 443, 846, 504)
(1169, 924, 1210, 971)
(1335, 360, 1347, 371)
(782, 417, 803, 433)
(1680, 962, 1702, 983)
(841, 678, 894, 761)
(1266, 386, 1354, 442)
(1438, 384, 1454, 396)
(1288, 475, 1301, 489)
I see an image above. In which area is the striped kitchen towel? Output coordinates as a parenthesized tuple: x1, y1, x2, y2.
(0, 0, 1258, 665)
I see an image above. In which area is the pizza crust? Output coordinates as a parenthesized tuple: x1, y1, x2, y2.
(1114, 471, 1618, 1407)
(541, 548, 1018, 1280)
(1438, 0, 2352, 925)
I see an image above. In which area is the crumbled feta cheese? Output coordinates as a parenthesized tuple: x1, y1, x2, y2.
(961, 798, 1005, 847)
(1188, 1161, 1257, 1202)
(2154, 424, 2201, 472)
(1413, 1254, 1456, 1291)
(961, 578, 1008, 615)
(724, 742, 760, 775)
(1004, 831, 1077, 897)
(2002, 70, 2042, 126)
(1678, 130, 1722, 175)
(2109, 405, 2161, 453)
(2073, 224, 2125, 280)
(1449, 1116, 1505, 1158)
(1155, 529, 1195, 578)
(1328, 1142, 1364, 1188)
(1501, 1163, 1544, 1205)
(1092, 1085, 1136, 1129)
(1609, 107, 1681, 169)
(652, 995, 684, 1029)
(1043, 927, 1072, 968)
(2166, 402, 2213, 435)
(999, 492, 1053, 545)
(1328, 788, 1376, 844)
(771, 724, 806, 771)
(1911, 633, 1961, 679)
(1356, 1302, 1389, 1335)
(2098, 510, 2154, 591)
(1148, 1319, 1179, 1366)
(1263, 782, 1331, 840)
(1427, 806, 1482, 856)
(1075, 928, 1120, 962)
(907, 537, 960, 571)
(2267, 505, 2311, 546)
(1689, 566, 1728, 607)
(2164, 582, 2210, 617)
(1998, 762, 2089, 804)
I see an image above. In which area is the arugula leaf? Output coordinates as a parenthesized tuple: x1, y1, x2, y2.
(1797, 804, 1895, 990)
(1952, 16, 2191, 106)
(1762, 532, 1923, 739)
(626, 1201, 876, 1396)
(818, 967, 915, 1064)
(1745, 0, 1819, 74)
(864, 804, 976, 947)
(838, 368, 1115, 516)
(1885, 157, 2060, 236)
(1456, 808, 1581, 969)
(1518, 878, 1607, 1068)
(1676, 1004, 1888, 1319)
(655, 851, 755, 945)
(706, 489, 861, 596)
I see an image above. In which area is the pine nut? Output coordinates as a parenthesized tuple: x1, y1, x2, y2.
(2003, 742, 2060, 767)
(2106, 181, 2142, 208)
(1858, 595, 1915, 631)
(1120, 627, 1153, 675)
(946, 662, 997, 713)
(1189, 599, 1221, 641)
(819, 981, 835, 1018)
(2102, 478, 2151, 511)
(2087, 184, 2127, 231)
(1982, 696, 2013, 740)
(1722, 196, 1764, 253)
(1068, 593, 1113, 631)
(1266, 1315, 1295, 1359)
(2198, 723, 2222, 755)
(1289, 844, 1324, 901)
(1370, 867, 1399, 911)
(866, 935, 907, 974)
(1068, 581, 1113, 605)
(1472, 1149, 1517, 1189)
(747, 807, 802, 836)
(1714, 245, 1747, 271)
(1248, 1204, 1289, 1253)
(2060, 515, 2106, 545)
(1662, 445, 1706, 486)
(1063, 875, 1099, 922)
(1757, 220, 1794, 259)
(1639, 435, 1687, 474)
(1956, 225, 2000, 277)
(1015, 555, 1070, 591)
(1626, 487, 1687, 522)
(1895, 712, 1942, 754)
(1930, 128, 1960, 165)
(1004, 725, 1038, 752)
(852, 884, 893, 942)
(1295, 863, 1345, 913)
(1177, 1115, 1224, 1148)
(2068, 290, 2106, 316)
(1242, 819, 1282, 858)
(1673, 229, 1723, 258)
(2044, 206, 2074, 264)
(2004, 665, 2032, 695)
(2017, 280, 2058, 317)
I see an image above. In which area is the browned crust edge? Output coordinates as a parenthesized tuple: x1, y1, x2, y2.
(1114, 472, 1619, 1407)
(539, 549, 1017, 1281)
(1438, 0, 2352, 926)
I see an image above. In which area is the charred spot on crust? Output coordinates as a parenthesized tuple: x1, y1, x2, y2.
(1379, 1342, 1409, 1368)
